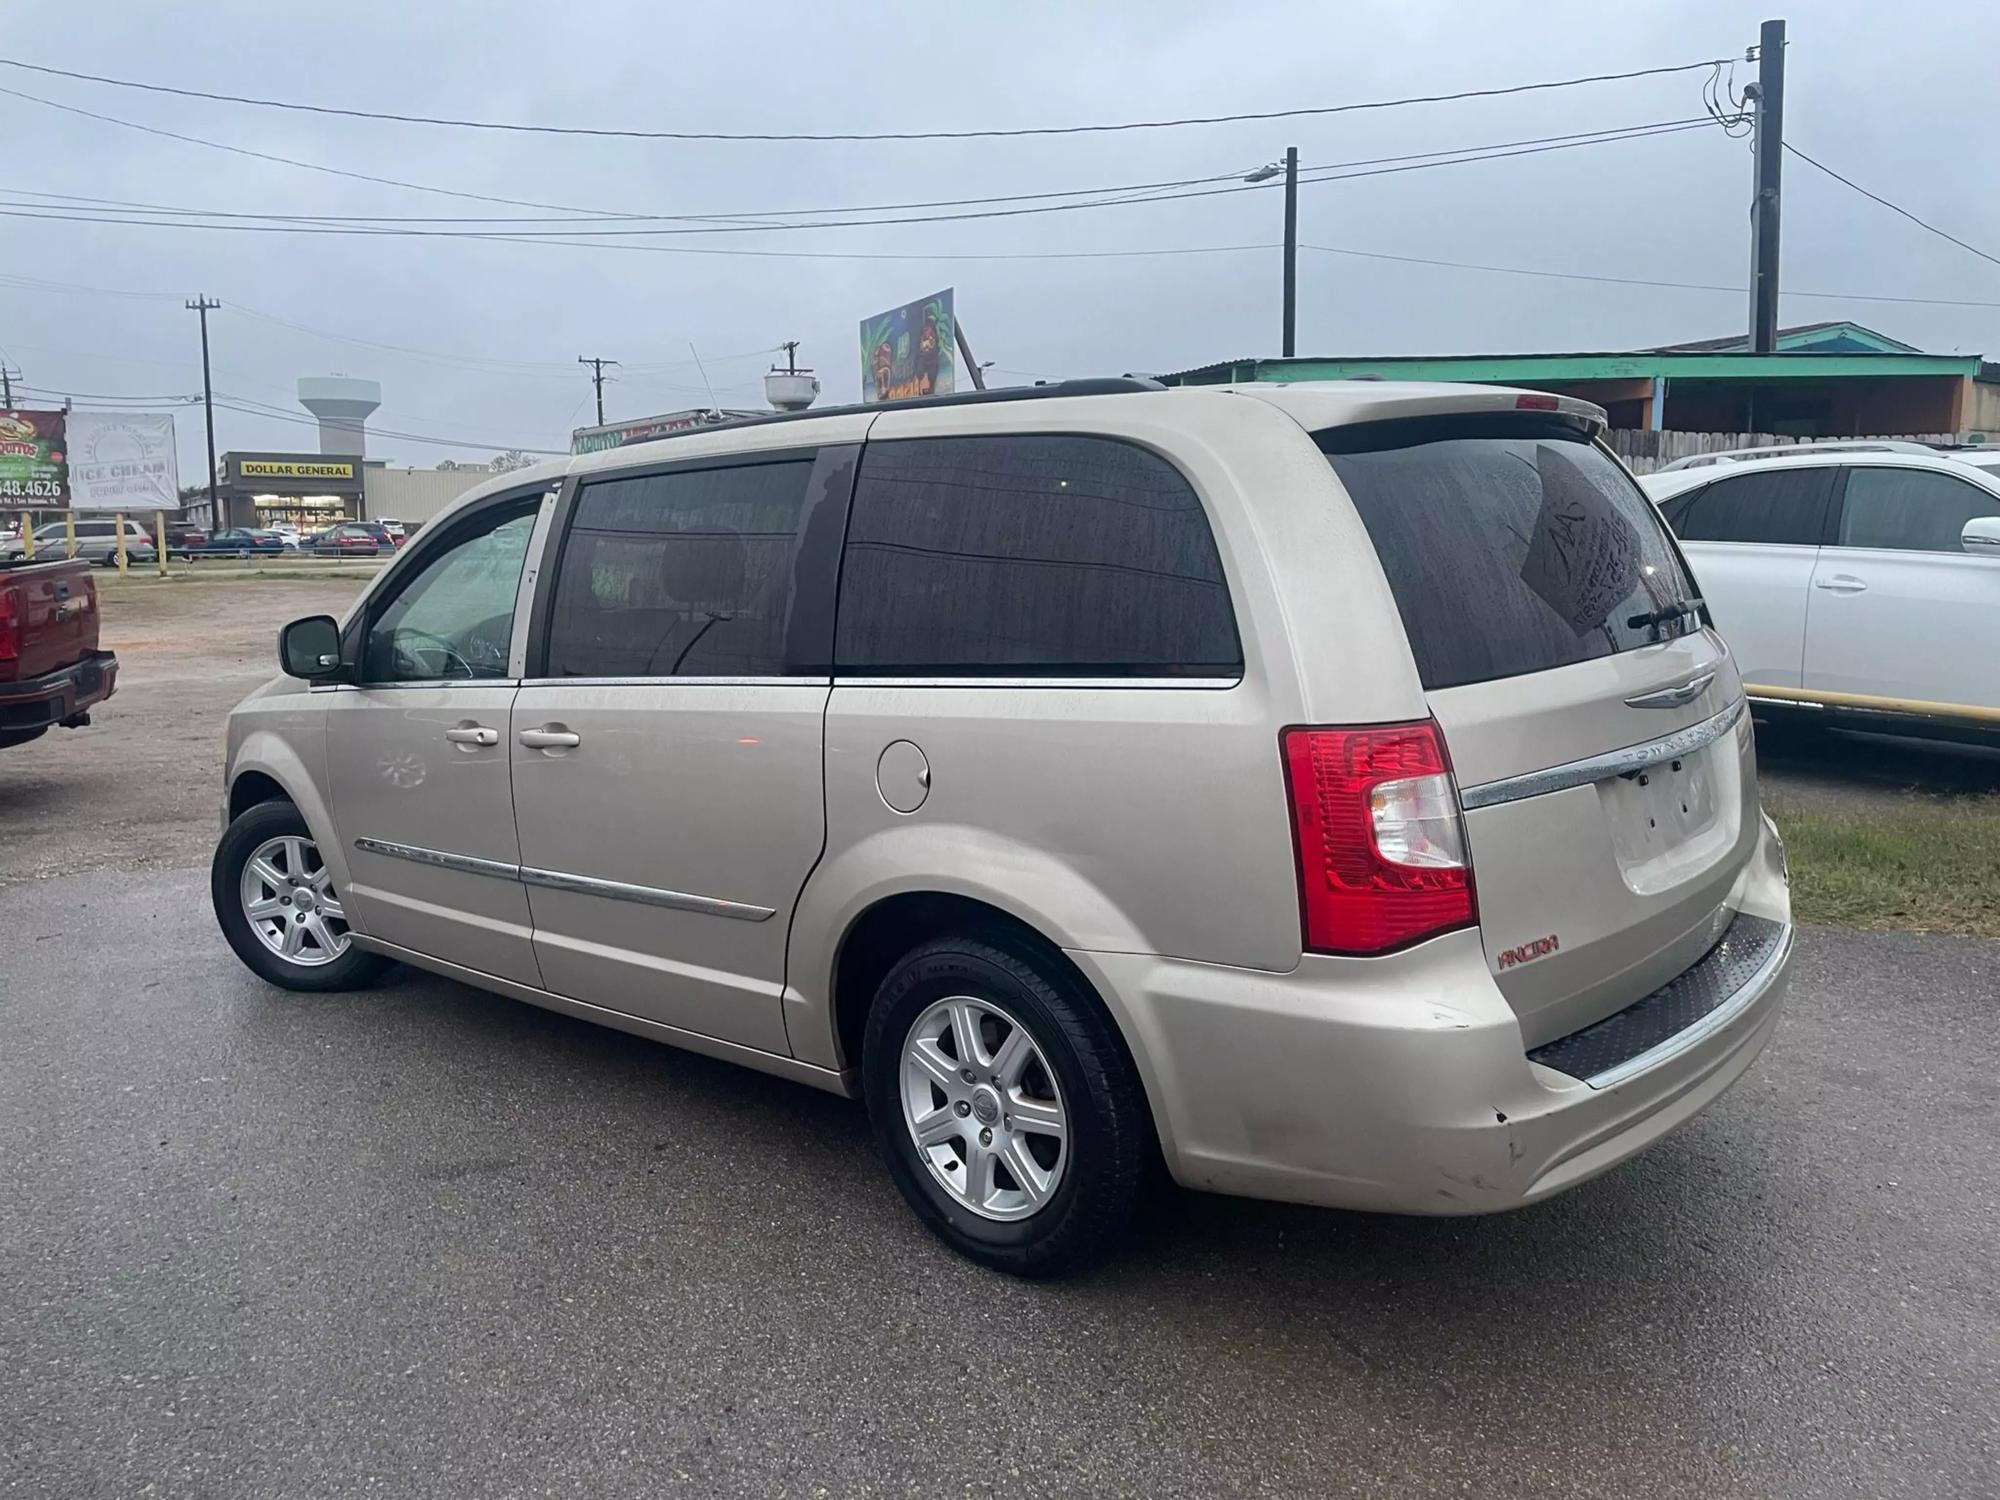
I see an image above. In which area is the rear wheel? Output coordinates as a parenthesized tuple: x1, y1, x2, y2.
(862, 931, 1151, 1277)
(211, 800, 389, 992)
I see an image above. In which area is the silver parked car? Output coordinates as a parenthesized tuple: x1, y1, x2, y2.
(213, 378, 1794, 1274)
(3, 516, 159, 566)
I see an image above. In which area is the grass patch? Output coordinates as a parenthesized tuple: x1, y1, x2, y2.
(1772, 799, 2000, 936)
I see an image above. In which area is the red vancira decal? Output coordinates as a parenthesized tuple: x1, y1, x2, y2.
(1498, 934, 1560, 969)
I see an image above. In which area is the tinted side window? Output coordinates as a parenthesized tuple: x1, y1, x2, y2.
(1674, 468, 1830, 544)
(834, 434, 1239, 676)
(1654, 485, 1705, 532)
(1836, 467, 2000, 552)
(546, 459, 814, 678)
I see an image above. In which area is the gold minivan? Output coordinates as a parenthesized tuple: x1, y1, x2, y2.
(214, 378, 1794, 1275)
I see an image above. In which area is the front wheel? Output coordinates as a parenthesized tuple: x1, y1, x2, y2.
(211, 800, 389, 992)
(862, 931, 1153, 1277)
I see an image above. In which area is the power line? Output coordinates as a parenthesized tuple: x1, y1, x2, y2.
(0, 119, 1720, 239)
(1784, 142, 2000, 272)
(207, 394, 565, 454)
(0, 120, 1731, 249)
(0, 54, 1735, 141)
(0, 119, 1715, 229)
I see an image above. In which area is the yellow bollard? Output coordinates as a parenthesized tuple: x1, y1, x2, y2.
(114, 510, 129, 574)
(63, 510, 76, 558)
(154, 511, 168, 576)
(18, 511, 32, 560)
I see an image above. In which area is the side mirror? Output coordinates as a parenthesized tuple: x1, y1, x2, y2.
(1962, 516, 2000, 556)
(279, 614, 345, 679)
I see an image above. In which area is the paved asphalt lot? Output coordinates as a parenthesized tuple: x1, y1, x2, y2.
(3, 870, 1995, 1498)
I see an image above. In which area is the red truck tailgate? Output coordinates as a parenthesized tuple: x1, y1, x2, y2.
(1, 559, 98, 683)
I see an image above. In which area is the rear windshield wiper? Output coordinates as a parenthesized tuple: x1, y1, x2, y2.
(1626, 598, 1705, 633)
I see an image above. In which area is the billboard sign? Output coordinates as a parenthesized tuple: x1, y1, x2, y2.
(0, 409, 67, 504)
(859, 289, 954, 403)
(68, 411, 182, 512)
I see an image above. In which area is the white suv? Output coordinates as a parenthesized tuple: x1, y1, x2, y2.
(214, 379, 1793, 1274)
(1641, 448, 2000, 740)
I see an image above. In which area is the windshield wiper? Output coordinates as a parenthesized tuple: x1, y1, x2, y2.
(1626, 598, 1705, 633)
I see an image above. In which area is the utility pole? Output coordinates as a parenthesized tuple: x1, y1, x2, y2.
(1282, 145, 1299, 357)
(1747, 19, 1786, 355)
(1244, 147, 1300, 356)
(578, 356, 617, 426)
(952, 322, 987, 391)
(186, 296, 221, 527)
(0, 365, 15, 406)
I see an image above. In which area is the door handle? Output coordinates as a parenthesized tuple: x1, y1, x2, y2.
(518, 726, 582, 749)
(1814, 574, 1869, 593)
(444, 725, 499, 746)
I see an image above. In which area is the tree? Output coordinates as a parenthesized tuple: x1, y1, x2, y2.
(488, 450, 535, 473)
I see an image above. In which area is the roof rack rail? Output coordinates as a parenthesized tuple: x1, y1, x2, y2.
(1659, 438, 1937, 471)
(589, 376, 1170, 453)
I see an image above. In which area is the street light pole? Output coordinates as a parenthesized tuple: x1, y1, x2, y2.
(1245, 147, 1301, 356)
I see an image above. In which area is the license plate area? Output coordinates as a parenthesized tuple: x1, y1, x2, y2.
(1600, 746, 1724, 894)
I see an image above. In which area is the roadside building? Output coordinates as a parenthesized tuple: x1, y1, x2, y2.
(1163, 322, 2000, 469)
(195, 452, 368, 531)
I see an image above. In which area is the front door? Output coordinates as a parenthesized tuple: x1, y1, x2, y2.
(325, 494, 546, 983)
(508, 442, 858, 1054)
(1804, 464, 2000, 712)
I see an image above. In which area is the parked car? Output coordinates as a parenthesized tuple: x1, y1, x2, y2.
(308, 522, 385, 556)
(161, 520, 209, 556)
(377, 519, 408, 545)
(1641, 447, 2000, 742)
(213, 379, 1793, 1275)
(1, 517, 157, 567)
(187, 527, 288, 559)
(0, 555, 118, 748)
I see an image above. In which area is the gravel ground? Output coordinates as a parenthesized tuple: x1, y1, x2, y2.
(2, 870, 1996, 1499)
(0, 575, 369, 889)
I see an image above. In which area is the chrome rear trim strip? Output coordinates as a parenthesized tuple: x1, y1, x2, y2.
(353, 837, 520, 881)
(1458, 697, 1747, 811)
(517, 865, 775, 922)
(354, 837, 773, 922)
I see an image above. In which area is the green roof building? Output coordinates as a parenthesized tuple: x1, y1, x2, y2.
(1162, 322, 2000, 444)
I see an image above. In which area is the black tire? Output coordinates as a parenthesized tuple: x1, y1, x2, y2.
(862, 930, 1153, 1277)
(211, 799, 390, 993)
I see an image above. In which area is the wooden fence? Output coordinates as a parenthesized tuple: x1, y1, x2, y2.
(1607, 430, 1960, 474)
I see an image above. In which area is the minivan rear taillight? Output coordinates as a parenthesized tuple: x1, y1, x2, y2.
(1281, 721, 1476, 956)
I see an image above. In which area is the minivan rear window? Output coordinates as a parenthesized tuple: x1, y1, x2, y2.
(1323, 418, 1701, 691)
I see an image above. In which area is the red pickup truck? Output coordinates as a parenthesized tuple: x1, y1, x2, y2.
(0, 557, 119, 749)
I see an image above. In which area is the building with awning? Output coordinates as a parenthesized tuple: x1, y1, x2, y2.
(1162, 323, 2000, 458)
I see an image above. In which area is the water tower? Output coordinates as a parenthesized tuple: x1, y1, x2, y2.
(297, 376, 381, 457)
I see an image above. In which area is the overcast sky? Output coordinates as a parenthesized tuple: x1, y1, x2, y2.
(5, 0, 1998, 471)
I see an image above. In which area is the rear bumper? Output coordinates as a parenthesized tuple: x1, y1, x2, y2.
(0, 649, 119, 732)
(1068, 814, 1793, 1216)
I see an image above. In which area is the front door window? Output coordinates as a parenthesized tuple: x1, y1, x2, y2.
(361, 504, 537, 683)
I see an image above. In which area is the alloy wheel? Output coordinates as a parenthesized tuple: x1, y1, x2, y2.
(238, 834, 350, 967)
(900, 995, 1069, 1221)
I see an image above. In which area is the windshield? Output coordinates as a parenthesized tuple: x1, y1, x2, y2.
(1323, 417, 1702, 691)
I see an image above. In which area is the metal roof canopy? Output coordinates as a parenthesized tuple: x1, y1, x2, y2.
(1167, 351, 1989, 385)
